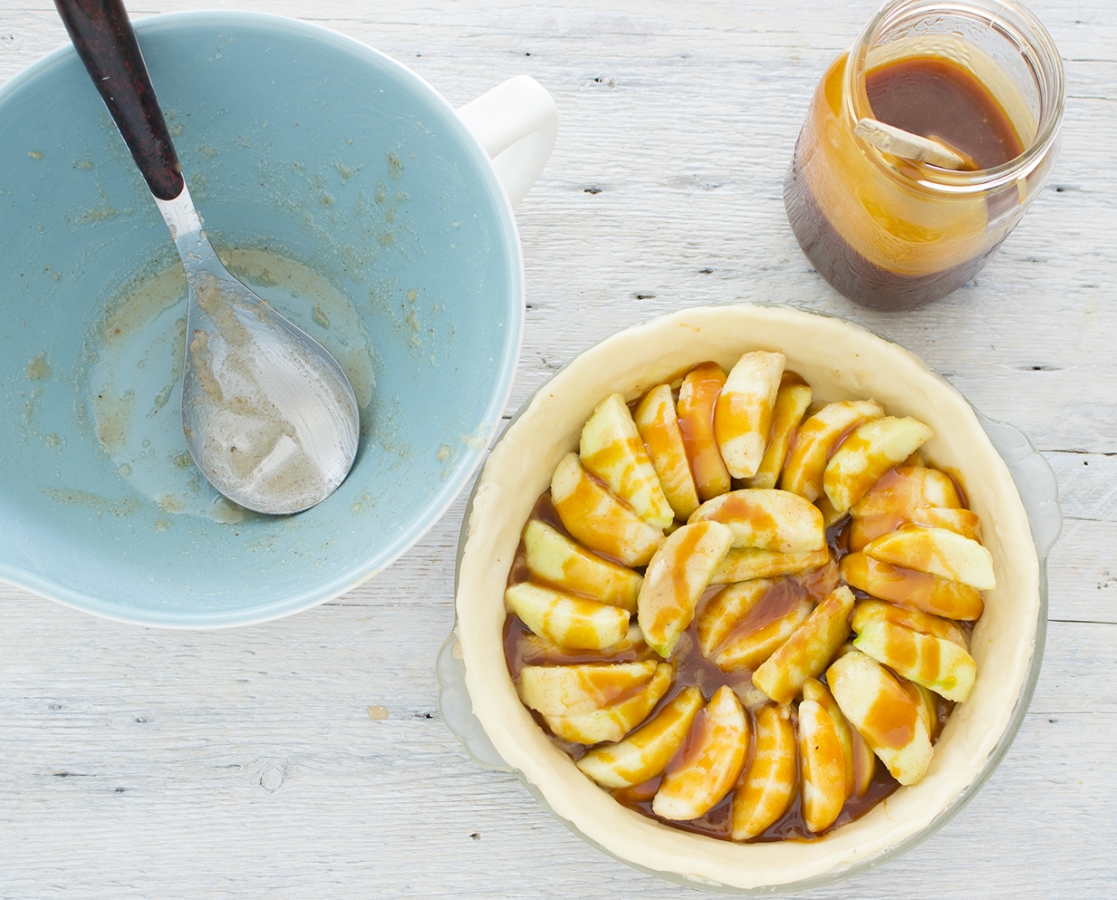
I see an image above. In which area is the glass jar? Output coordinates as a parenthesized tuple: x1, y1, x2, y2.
(784, 0, 1065, 311)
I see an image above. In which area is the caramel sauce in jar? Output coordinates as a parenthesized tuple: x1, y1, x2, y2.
(866, 57, 1023, 170)
(784, 0, 1064, 310)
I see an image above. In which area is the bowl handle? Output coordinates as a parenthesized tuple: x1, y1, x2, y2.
(457, 75, 558, 208)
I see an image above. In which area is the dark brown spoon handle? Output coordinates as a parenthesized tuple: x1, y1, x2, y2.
(55, 0, 184, 200)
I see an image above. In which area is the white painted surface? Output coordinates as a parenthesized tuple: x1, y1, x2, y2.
(1, 0, 1114, 896)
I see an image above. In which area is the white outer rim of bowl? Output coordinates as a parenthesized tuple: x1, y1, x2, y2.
(0, 11, 526, 629)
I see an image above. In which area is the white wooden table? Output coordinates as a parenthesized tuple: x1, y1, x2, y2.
(2, 1, 1114, 896)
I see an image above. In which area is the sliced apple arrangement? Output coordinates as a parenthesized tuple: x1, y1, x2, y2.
(503, 351, 991, 840)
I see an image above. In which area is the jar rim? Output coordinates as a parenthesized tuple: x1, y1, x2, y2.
(843, 0, 1065, 195)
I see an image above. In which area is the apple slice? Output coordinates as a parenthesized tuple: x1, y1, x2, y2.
(863, 527, 996, 591)
(505, 582, 630, 650)
(577, 686, 704, 788)
(523, 519, 643, 612)
(752, 585, 855, 704)
(904, 448, 928, 467)
(697, 579, 780, 658)
(815, 494, 847, 530)
(710, 546, 829, 584)
(518, 623, 656, 665)
(689, 489, 826, 553)
(518, 661, 656, 716)
(839, 552, 984, 620)
(544, 663, 675, 744)
(730, 704, 798, 840)
(854, 619, 977, 702)
(803, 677, 855, 799)
(899, 677, 940, 739)
(850, 723, 876, 799)
(779, 400, 884, 502)
(826, 650, 933, 785)
(847, 515, 891, 553)
(551, 452, 665, 567)
(848, 505, 982, 551)
(713, 350, 785, 479)
(677, 362, 731, 501)
(748, 379, 813, 490)
(850, 465, 962, 519)
(580, 392, 675, 530)
(734, 682, 776, 714)
(633, 383, 701, 520)
(714, 596, 814, 672)
(910, 506, 982, 540)
(652, 686, 749, 820)
(638, 521, 735, 658)
(852, 598, 968, 649)
(800, 555, 842, 602)
(798, 698, 847, 833)
(823, 416, 934, 514)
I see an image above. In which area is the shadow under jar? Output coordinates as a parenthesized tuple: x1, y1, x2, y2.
(785, 0, 1064, 311)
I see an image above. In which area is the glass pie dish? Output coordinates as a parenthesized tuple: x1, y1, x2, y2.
(439, 304, 1059, 892)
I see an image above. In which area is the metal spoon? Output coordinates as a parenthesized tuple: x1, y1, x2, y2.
(56, 0, 360, 515)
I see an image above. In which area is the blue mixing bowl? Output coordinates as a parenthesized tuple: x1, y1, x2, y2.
(0, 12, 525, 626)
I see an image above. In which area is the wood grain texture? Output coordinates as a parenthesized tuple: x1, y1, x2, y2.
(1, 0, 1115, 896)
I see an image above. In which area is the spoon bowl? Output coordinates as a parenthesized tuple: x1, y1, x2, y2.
(158, 186, 359, 514)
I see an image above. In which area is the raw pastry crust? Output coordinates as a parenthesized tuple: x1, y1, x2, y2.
(455, 305, 1038, 891)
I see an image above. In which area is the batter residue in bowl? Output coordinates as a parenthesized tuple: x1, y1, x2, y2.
(84, 248, 377, 522)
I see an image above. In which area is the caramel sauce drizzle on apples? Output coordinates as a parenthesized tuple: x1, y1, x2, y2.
(502, 356, 986, 843)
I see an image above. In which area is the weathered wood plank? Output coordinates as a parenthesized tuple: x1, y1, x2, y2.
(0, 589, 1113, 898)
(1, 0, 1114, 896)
